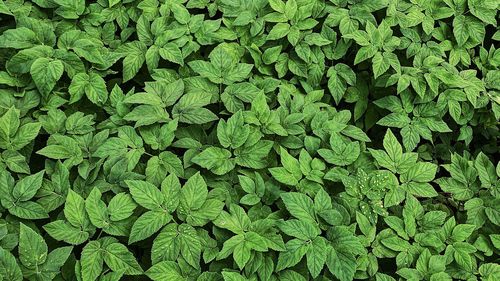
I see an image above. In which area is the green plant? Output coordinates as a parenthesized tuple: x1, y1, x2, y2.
(0, 0, 498, 280)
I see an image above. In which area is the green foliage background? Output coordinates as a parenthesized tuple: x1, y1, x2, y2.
(0, 0, 499, 280)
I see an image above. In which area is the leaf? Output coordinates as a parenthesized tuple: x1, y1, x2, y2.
(12, 122, 41, 151)
(306, 237, 327, 278)
(85, 188, 108, 228)
(36, 145, 75, 159)
(0, 107, 20, 140)
(270, 167, 298, 186)
(192, 147, 235, 175)
(279, 146, 302, 180)
(125, 180, 164, 210)
(81, 241, 104, 281)
(180, 172, 207, 211)
(280, 192, 316, 223)
(453, 15, 469, 46)
(151, 224, 180, 264)
(10, 201, 49, 219)
(267, 23, 290, 40)
(121, 41, 147, 82)
(217, 111, 250, 149)
(108, 193, 137, 221)
(43, 220, 89, 245)
(372, 52, 390, 79)
(64, 191, 87, 227)
(69, 72, 108, 104)
(474, 152, 496, 188)
(30, 58, 64, 95)
(103, 243, 143, 275)
(381, 236, 411, 251)
(146, 261, 185, 281)
(129, 210, 171, 244)
(277, 239, 309, 271)
(451, 224, 476, 242)
(159, 43, 184, 65)
(326, 247, 356, 281)
(279, 219, 320, 240)
(453, 242, 476, 271)
(383, 129, 403, 164)
(403, 162, 437, 183)
(18, 223, 48, 269)
(177, 224, 202, 268)
(0, 27, 36, 49)
(12, 171, 44, 201)
(318, 135, 360, 166)
(0, 248, 22, 281)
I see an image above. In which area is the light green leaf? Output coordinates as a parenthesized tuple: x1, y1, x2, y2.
(81, 241, 104, 281)
(280, 192, 316, 223)
(30, 58, 64, 95)
(129, 210, 171, 244)
(103, 243, 143, 275)
(192, 147, 235, 175)
(12, 171, 44, 201)
(146, 261, 185, 281)
(18, 223, 48, 269)
(125, 180, 164, 210)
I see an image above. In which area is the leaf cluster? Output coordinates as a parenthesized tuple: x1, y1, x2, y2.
(0, 0, 499, 280)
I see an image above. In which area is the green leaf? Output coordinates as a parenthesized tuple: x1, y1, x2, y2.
(277, 239, 309, 271)
(451, 224, 476, 242)
(267, 23, 290, 40)
(129, 210, 171, 244)
(306, 237, 327, 278)
(85, 188, 108, 228)
(146, 261, 185, 281)
(10, 201, 49, 219)
(269, 167, 298, 186)
(192, 147, 235, 175)
(12, 171, 44, 201)
(69, 72, 108, 105)
(0, 107, 20, 141)
(403, 162, 437, 183)
(12, 122, 41, 150)
(372, 52, 390, 79)
(81, 241, 104, 281)
(180, 172, 208, 211)
(18, 223, 48, 269)
(262, 46, 282, 64)
(43, 220, 89, 245)
(103, 243, 143, 275)
(0, 27, 36, 49)
(318, 134, 360, 166)
(279, 219, 320, 240)
(125, 180, 164, 210)
(453, 242, 476, 271)
(0, 248, 22, 281)
(108, 193, 137, 221)
(326, 246, 356, 281)
(65, 189, 89, 228)
(178, 223, 202, 268)
(381, 236, 411, 252)
(474, 152, 496, 188)
(217, 111, 250, 149)
(159, 43, 184, 65)
(383, 129, 402, 164)
(30, 58, 64, 96)
(121, 41, 147, 82)
(280, 192, 316, 223)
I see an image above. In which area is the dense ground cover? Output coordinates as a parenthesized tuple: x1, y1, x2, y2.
(0, 0, 499, 280)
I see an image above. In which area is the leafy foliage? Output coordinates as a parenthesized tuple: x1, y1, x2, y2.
(0, 0, 499, 280)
